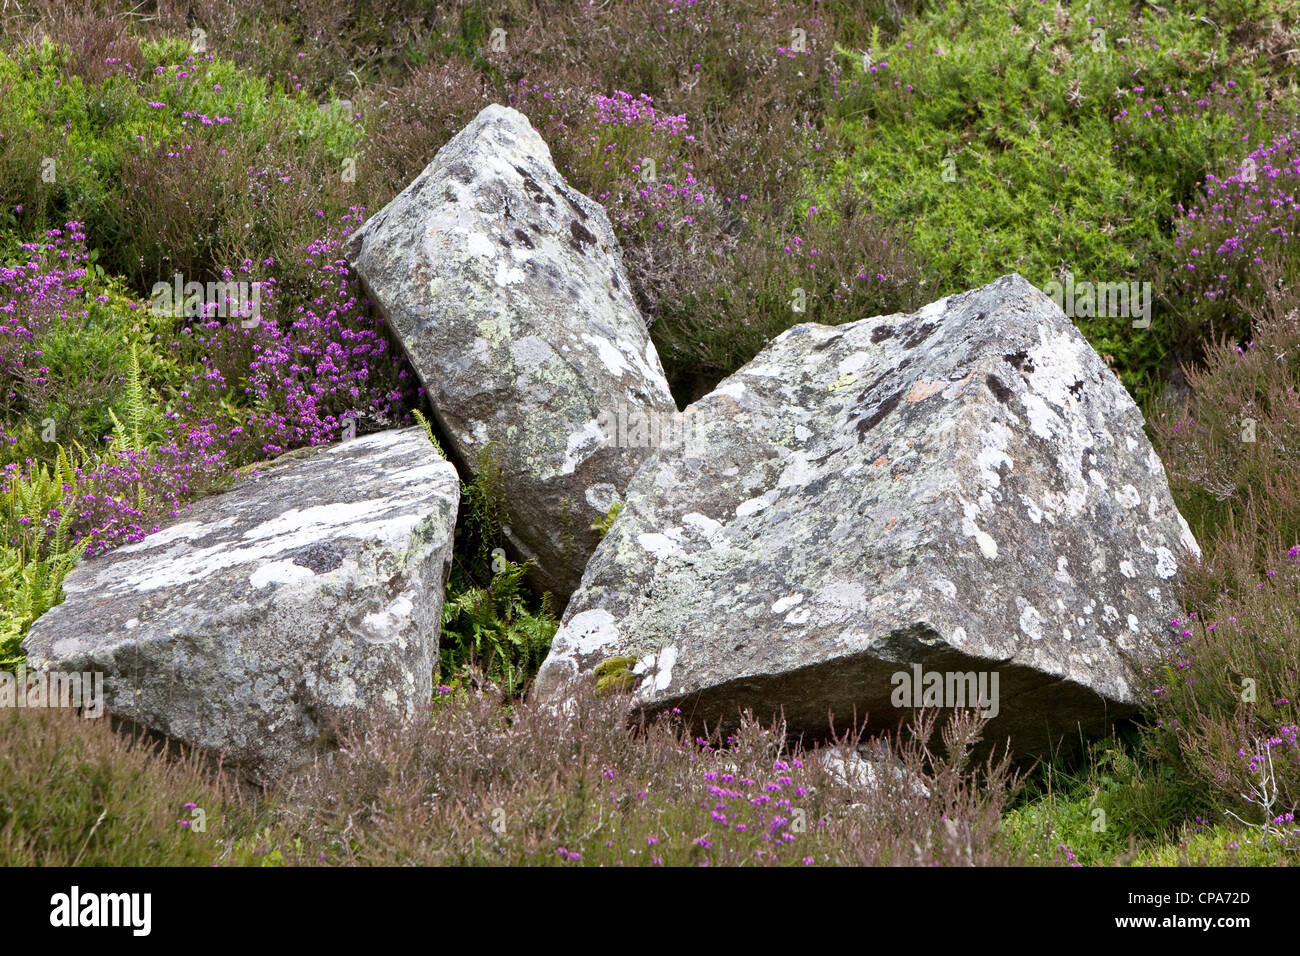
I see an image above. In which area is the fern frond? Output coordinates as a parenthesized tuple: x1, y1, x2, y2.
(411, 408, 445, 459)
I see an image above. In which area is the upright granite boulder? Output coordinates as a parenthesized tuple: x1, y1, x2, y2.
(346, 104, 677, 602)
(23, 428, 459, 784)
(535, 274, 1200, 759)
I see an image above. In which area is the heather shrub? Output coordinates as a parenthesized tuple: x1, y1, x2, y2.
(272, 685, 1019, 866)
(1168, 127, 1300, 354)
(351, 56, 493, 206)
(1148, 289, 1300, 582)
(0, 223, 168, 464)
(1143, 285, 1300, 846)
(181, 211, 418, 460)
(0, 707, 257, 866)
(0, 38, 362, 295)
(1140, 561, 1300, 838)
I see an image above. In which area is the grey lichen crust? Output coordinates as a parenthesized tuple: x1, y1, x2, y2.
(346, 104, 677, 602)
(23, 428, 459, 784)
(535, 274, 1201, 759)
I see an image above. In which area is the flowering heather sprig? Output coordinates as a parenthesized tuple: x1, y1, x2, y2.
(3, 417, 234, 557)
(3, 213, 417, 560)
(0, 225, 89, 426)
(185, 209, 417, 458)
(1174, 128, 1300, 308)
(571, 89, 734, 239)
(593, 91, 688, 137)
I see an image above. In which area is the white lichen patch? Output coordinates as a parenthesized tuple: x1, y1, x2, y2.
(361, 592, 415, 643)
(465, 232, 496, 258)
(556, 608, 622, 656)
(581, 333, 631, 378)
(584, 483, 618, 513)
(561, 418, 607, 476)
(633, 644, 678, 693)
(809, 581, 868, 625)
(682, 512, 725, 544)
(785, 607, 811, 625)
(960, 509, 999, 559)
(771, 593, 804, 614)
(714, 378, 747, 401)
(1154, 546, 1178, 579)
(1019, 604, 1045, 640)
(837, 352, 871, 375)
(930, 578, 957, 599)
(638, 531, 684, 560)
(1054, 557, 1073, 585)
(972, 420, 1015, 489)
(776, 452, 817, 489)
(916, 295, 950, 320)
(250, 559, 317, 590)
(1020, 391, 1057, 440)
(509, 335, 558, 374)
(114, 520, 203, 553)
(736, 492, 776, 518)
(1116, 484, 1142, 509)
(94, 497, 429, 597)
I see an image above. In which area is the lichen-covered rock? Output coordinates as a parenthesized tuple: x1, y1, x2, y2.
(23, 428, 458, 784)
(534, 274, 1200, 759)
(346, 104, 677, 602)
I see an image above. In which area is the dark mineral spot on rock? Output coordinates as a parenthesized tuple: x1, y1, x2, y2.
(514, 166, 555, 206)
(448, 161, 475, 185)
(1002, 350, 1035, 373)
(569, 219, 598, 253)
(856, 388, 905, 440)
(560, 188, 589, 220)
(291, 545, 345, 574)
(610, 270, 620, 289)
(871, 325, 895, 344)
(801, 474, 835, 498)
(513, 228, 535, 249)
(1068, 378, 1085, 397)
(811, 332, 844, 351)
(985, 373, 1015, 405)
(903, 322, 939, 349)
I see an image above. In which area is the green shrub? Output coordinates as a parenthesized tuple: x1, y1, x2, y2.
(1002, 735, 1210, 866)
(828, 0, 1289, 405)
